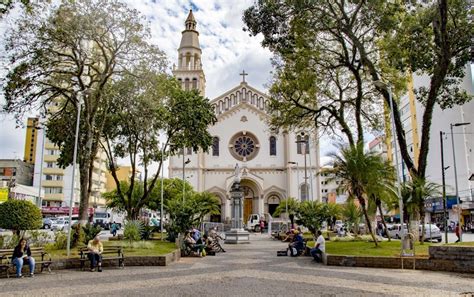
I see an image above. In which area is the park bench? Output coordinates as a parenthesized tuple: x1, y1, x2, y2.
(0, 247, 52, 278)
(78, 246, 124, 271)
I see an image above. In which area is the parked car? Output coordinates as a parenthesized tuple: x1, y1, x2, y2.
(42, 217, 57, 229)
(51, 216, 79, 231)
(386, 223, 442, 242)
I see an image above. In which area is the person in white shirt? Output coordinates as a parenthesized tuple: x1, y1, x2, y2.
(310, 230, 325, 262)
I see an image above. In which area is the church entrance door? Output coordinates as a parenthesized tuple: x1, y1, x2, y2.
(244, 198, 252, 223)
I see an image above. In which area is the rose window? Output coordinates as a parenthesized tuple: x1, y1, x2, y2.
(229, 132, 259, 161)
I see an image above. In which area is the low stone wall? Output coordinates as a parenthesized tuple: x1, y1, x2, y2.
(52, 249, 181, 270)
(326, 246, 474, 273)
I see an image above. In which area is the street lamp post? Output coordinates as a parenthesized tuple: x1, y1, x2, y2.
(182, 148, 190, 202)
(160, 145, 165, 241)
(37, 122, 46, 208)
(450, 122, 470, 242)
(66, 93, 83, 257)
(295, 139, 309, 201)
(288, 161, 300, 202)
(440, 131, 449, 244)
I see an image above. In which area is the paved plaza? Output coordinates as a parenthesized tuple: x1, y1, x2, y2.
(1, 234, 474, 296)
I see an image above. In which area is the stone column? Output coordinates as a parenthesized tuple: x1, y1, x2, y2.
(225, 181, 250, 244)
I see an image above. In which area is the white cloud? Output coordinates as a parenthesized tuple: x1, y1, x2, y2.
(0, 0, 273, 159)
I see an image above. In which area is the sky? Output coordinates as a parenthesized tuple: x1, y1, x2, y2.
(0, 0, 276, 160)
(0, 0, 334, 167)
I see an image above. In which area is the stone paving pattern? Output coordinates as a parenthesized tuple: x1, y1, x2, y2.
(2, 234, 474, 296)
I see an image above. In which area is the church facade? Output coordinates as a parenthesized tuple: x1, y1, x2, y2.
(169, 10, 322, 223)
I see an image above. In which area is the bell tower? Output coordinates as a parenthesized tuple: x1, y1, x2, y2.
(172, 10, 206, 96)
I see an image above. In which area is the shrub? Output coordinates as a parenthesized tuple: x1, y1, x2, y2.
(124, 220, 143, 242)
(26, 230, 52, 247)
(140, 225, 157, 240)
(0, 234, 20, 249)
(82, 223, 102, 245)
(0, 200, 42, 232)
(54, 231, 69, 249)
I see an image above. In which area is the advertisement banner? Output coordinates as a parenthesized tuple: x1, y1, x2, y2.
(0, 188, 8, 203)
(41, 206, 95, 216)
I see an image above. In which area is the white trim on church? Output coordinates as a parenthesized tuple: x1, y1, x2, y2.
(169, 10, 322, 223)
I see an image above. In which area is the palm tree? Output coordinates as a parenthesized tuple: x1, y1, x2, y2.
(273, 198, 299, 228)
(328, 144, 395, 246)
(342, 200, 362, 235)
(405, 176, 441, 244)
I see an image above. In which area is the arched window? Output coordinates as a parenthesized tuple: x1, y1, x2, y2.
(297, 134, 309, 155)
(184, 78, 190, 91)
(192, 78, 198, 90)
(300, 184, 309, 201)
(269, 136, 276, 156)
(212, 137, 219, 156)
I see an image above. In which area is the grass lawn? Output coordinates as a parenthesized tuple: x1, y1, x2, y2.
(307, 240, 434, 257)
(45, 240, 177, 260)
(447, 241, 474, 247)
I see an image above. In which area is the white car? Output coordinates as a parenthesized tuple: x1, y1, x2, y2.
(51, 216, 78, 231)
(386, 223, 442, 242)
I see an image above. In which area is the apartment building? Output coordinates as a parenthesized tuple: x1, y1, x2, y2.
(386, 64, 474, 225)
(32, 122, 108, 215)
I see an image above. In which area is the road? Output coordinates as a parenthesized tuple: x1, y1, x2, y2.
(1, 233, 473, 296)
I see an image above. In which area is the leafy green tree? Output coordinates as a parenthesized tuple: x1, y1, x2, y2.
(164, 192, 220, 242)
(328, 144, 395, 246)
(101, 66, 216, 219)
(0, 200, 42, 235)
(2, 0, 166, 224)
(297, 201, 331, 238)
(326, 202, 343, 231)
(273, 197, 299, 227)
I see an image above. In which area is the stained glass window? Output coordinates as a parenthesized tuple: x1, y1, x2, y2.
(269, 136, 276, 156)
(212, 137, 219, 156)
(234, 136, 255, 157)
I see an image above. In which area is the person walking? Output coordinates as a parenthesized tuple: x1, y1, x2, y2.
(110, 222, 118, 237)
(455, 223, 461, 243)
(87, 235, 103, 272)
(12, 238, 35, 278)
(260, 220, 265, 234)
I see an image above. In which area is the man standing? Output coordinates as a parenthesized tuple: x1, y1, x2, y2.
(310, 230, 325, 262)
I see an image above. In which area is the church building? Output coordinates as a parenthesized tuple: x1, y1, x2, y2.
(169, 10, 322, 223)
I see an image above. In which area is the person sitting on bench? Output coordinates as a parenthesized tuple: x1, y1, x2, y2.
(87, 235, 103, 272)
(185, 231, 205, 257)
(12, 238, 35, 278)
(310, 230, 325, 262)
(288, 230, 304, 257)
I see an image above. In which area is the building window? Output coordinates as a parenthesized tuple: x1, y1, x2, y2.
(44, 187, 62, 194)
(192, 78, 198, 90)
(184, 78, 190, 91)
(186, 147, 192, 155)
(297, 134, 309, 155)
(45, 175, 53, 181)
(300, 184, 309, 201)
(269, 136, 276, 156)
(212, 137, 219, 156)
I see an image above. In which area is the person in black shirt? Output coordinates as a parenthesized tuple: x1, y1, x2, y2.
(12, 238, 35, 278)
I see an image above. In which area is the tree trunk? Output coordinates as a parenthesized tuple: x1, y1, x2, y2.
(79, 165, 90, 225)
(359, 197, 378, 246)
(420, 211, 426, 244)
(378, 203, 391, 242)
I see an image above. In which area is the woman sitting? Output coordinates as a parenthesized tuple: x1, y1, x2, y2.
(12, 238, 35, 278)
(184, 231, 206, 257)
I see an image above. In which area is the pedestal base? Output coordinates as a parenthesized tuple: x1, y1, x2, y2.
(225, 229, 250, 244)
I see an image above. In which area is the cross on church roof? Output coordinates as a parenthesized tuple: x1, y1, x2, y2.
(240, 70, 248, 83)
